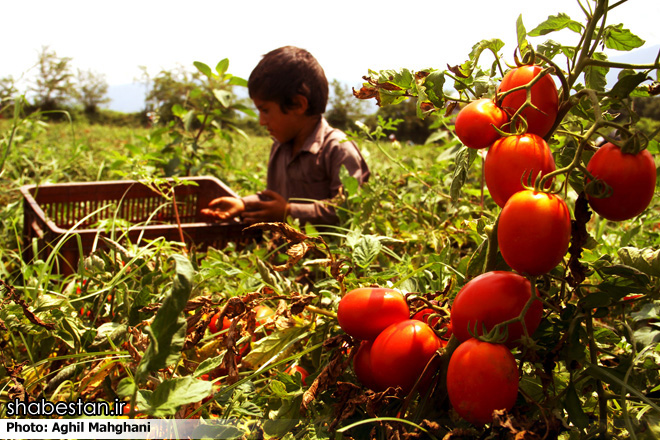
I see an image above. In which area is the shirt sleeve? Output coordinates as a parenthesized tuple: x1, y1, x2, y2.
(288, 200, 338, 225)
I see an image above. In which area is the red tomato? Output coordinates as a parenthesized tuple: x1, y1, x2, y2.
(369, 320, 442, 394)
(454, 98, 508, 149)
(586, 142, 657, 221)
(337, 288, 410, 341)
(447, 338, 519, 425)
(209, 311, 231, 334)
(497, 190, 572, 276)
(484, 133, 556, 208)
(498, 64, 558, 138)
(352, 340, 383, 391)
(449, 271, 543, 346)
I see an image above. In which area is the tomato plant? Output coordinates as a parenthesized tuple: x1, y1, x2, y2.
(447, 338, 519, 426)
(369, 319, 441, 394)
(498, 64, 558, 138)
(484, 133, 556, 207)
(454, 98, 508, 149)
(450, 271, 543, 346)
(585, 141, 657, 221)
(497, 190, 572, 276)
(337, 287, 410, 341)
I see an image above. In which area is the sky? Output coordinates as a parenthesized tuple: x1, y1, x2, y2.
(2, 0, 659, 111)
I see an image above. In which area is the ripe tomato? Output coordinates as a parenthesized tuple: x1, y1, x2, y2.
(497, 190, 572, 276)
(449, 271, 543, 346)
(369, 320, 442, 394)
(454, 98, 508, 149)
(337, 288, 410, 341)
(585, 142, 657, 221)
(352, 340, 383, 391)
(484, 133, 556, 208)
(447, 338, 519, 425)
(498, 64, 558, 138)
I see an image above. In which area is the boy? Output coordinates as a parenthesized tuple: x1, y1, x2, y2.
(203, 46, 370, 226)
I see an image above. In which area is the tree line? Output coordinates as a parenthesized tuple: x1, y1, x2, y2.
(1, 46, 657, 143)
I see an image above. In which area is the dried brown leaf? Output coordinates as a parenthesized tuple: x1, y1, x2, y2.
(1, 279, 56, 330)
(353, 86, 379, 100)
(290, 293, 317, 315)
(244, 222, 311, 244)
(301, 348, 351, 414)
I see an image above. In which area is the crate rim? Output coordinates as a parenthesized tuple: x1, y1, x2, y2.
(20, 176, 243, 235)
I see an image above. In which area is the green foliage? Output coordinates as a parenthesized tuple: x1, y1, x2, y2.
(136, 59, 257, 176)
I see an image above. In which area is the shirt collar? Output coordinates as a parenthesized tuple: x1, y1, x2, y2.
(273, 117, 327, 157)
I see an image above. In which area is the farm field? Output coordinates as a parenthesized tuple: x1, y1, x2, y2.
(1, 1, 660, 438)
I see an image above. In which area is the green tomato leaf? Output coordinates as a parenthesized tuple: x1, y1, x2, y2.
(377, 68, 414, 91)
(193, 61, 213, 78)
(171, 103, 186, 118)
(423, 70, 446, 107)
(242, 326, 308, 369)
(228, 76, 248, 87)
(528, 13, 583, 36)
(603, 24, 645, 51)
(617, 247, 660, 277)
(564, 383, 590, 430)
(193, 352, 226, 378)
(633, 325, 660, 347)
(462, 39, 505, 78)
(353, 235, 382, 268)
(608, 71, 650, 99)
(450, 146, 478, 204)
(516, 14, 529, 56)
(216, 58, 230, 76)
(145, 376, 213, 417)
(584, 52, 609, 91)
(136, 255, 194, 382)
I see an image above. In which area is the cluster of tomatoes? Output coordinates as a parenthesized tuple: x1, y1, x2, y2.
(440, 62, 656, 425)
(455, 63, 656, 276)
(446, 271, 544, 425)
(337, 287, 449, 394)
(337, 276, 544, 425)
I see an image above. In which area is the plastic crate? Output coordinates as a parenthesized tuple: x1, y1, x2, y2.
(21, 176, 258, 275)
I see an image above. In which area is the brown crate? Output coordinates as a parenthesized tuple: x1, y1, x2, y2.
(21, 176, 258, 275)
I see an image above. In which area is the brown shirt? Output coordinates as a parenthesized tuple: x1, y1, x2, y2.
(242, 118, 370, 225)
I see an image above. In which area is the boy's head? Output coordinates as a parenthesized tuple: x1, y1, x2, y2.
(248, 46, 328, 116)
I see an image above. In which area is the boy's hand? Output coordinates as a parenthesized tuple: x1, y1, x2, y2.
(201, 196, 245, 221)
(241, 190, 290, 223)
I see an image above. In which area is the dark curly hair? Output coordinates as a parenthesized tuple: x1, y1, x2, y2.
(248, 46, 328, 115)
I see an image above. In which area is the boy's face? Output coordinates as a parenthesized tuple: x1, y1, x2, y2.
(253, 97, 304, 144)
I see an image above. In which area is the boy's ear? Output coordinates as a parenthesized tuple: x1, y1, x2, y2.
(291, 94, 309, 115)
